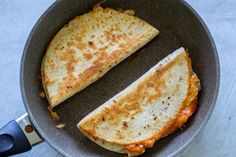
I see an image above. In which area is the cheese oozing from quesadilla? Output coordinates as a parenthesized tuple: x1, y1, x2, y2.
(41, 6, 159, 108)
(78, 47, 200, 156)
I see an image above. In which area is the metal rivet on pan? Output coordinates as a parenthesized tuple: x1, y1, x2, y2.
(25, 125, 34, 133)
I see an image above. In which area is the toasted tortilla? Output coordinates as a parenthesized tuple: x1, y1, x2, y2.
(78, 47, 200, 156)
(41, 6, 159, 108)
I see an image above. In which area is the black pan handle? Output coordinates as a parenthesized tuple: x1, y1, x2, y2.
(0, 114, 43, 156)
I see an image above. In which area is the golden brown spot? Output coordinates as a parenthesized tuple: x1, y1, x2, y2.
(125, 101, 141, 111)
(79, 125, 98, 141)
(66, 60, 76, 73)
(49, 62, 55, 70)
(41, 74, 53, 85)
(168, 71, 174, 77)
(104, 25, 127, 43)
(60, 49, 80, 74)
(59, 74, 77, 92)
(75, 37, 86, 50)
(128, 31, 133, 36)
(114, 24, 121, 32)
(123, 144, 144, 155)
(111, 49, 123, 58)
(83, 53, 93, 60)
(60, 49, 76, 61)
(109, 42, 114, 46)
(119, 43, 127, 49)
(67, 41, 75, 48)
(141, 139, 155, 148)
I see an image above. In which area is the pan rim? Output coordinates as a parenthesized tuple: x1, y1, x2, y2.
(20, 0, 220, 157)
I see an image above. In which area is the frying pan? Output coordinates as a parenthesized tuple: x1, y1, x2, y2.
(0, 0, 220, 156)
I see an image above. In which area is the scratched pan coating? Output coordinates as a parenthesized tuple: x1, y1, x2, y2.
(21, 0, 220, 156)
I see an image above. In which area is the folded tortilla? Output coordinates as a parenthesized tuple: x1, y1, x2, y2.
(41, 6, 159, 108)
(78, 47, 200, 156)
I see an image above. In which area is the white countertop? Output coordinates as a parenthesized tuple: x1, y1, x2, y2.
(0, 0, 235, 156)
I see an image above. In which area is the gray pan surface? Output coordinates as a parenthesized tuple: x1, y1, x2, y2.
(21, 0, 220, 156)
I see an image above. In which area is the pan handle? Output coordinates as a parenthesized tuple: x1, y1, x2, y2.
(0, 113, 43, 156)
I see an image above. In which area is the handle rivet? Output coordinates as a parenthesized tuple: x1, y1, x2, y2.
(25, 125, 34, 133)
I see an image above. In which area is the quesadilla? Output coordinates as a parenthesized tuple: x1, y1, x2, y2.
(78, 47, 200, 156)
(41, 6, 159, 108)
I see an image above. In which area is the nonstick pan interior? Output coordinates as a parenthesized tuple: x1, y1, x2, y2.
(21, 0, 219, 156)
